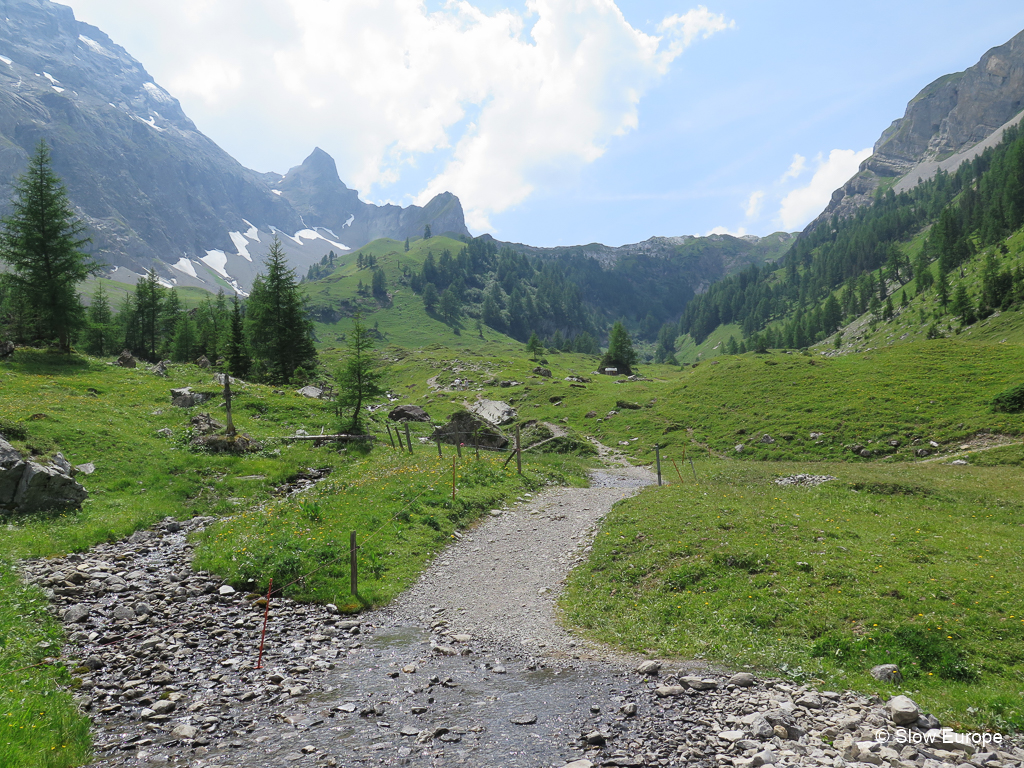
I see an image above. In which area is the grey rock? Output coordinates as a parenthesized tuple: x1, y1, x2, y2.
(718, 730, 746, 742)
(468, 399, 517, 426)
(11, 461, 88, 513)
(532, 367, 552, 378)
(0, 460, 26, 506)
(115, 350, 137, 368)
(149, 360, 169, 376)
(635, 660, 661, 676)
(759, 433, 775, 444)
(584, 730, 607, 745)
(0, 436, 21, 468)
(727, 672, 755, 687)
(62, 604, 91, 623)
(654, 685, 687, 698)
(74, 463, 96, 475)
(49, 453, 73, 475)
(681, 675, 717, 690)
(916, 448, 932, 457)
(388, 404, 431, 422)
(296, 386, 323, 399)
(170, 723, 197, 739)
(509, 714, 537, 725)
(156, 428, 173, 439)
(735, 444, 745, 453)
(795, 692, 822, 709)
(870, 664, 903, 684)
(748, 715, 775, 740)
(0, 340, 13, 358)
(886, 695, 920, 726)
(432, 410, 508, 449)
(752, 750, 777, 766)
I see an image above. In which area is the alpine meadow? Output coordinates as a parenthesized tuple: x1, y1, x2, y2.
(0, 4, 1023, 768)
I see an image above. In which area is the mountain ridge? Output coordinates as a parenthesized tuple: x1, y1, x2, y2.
(0, 0, 470, 294)
(810, 27, 1024, 230)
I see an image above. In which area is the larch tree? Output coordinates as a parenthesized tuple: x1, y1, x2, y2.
(600, 321, 637, 374)
(0, 140, 97, 352)
(336, 315, 387, 434)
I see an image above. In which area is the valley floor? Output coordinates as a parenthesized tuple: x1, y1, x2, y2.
(22, 453, 1024, 768)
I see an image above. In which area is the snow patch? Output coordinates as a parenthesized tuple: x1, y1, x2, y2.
(78, 35, 113, 58)
(143, 81, 172, 104)
(0, 55, 12, 66)
(135, 114, 165, 132)
(343, 214, 355, 228)
(229, 231, 252, 262)
(157, 277, 173, 289)
(242, 220, 260, 241)
(201, 250, 230, 278)
(42, 72, 59, 84)
(271, 189, 282, 196)
(51, 86, 64, 93)
(294, 228, 349, 251)
(171, 257, 198, 278)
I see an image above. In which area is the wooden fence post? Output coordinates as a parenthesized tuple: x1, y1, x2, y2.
(350, 531, 358, 596)
(386, 424, 396, 449)
(405, 423, 413, 454)
(437, 438, 443, 457)
(655, 444, 662, 486)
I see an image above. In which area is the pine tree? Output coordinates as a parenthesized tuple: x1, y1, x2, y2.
(84, 282, 114, 356)
(371, 267, 387, 299)
(600, 321, 637, 373)
(0, 140, 96, 351)
(422, 282, 439, 313)
(336, 315, 387, 434)
(134, 269, 165, 361)
(438, 286, 461, 322)
(526, 331, 543, 360)
(170, 312, 196, 362)
(245, 237, 317, 383)
(423, 223, 432, 240)
(404, 237, 410, 252)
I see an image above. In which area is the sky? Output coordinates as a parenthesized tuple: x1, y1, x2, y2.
(63, 0, 1024, 246)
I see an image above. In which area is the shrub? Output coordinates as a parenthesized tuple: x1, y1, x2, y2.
(991, 381, 1024, 413)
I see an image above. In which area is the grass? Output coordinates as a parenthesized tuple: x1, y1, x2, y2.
(0, 346, 587, 765)
(0, 565, 91, 768)
(193, 448, 588, 610)
(561, 459, 1024, 732)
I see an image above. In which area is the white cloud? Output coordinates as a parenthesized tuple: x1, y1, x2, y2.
(777, 148, 871, 230)
(705, 225, 747, 237)
(780, 153, 806, 181)
(66, 0, 733, 232)
(743, 190, 764, 219)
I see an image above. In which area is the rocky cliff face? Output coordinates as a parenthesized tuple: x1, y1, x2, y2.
(0, 0, 469, 293)
(811, 28, 1024, 228)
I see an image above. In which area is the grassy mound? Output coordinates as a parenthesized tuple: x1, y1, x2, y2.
(561, 460, 1024, 731)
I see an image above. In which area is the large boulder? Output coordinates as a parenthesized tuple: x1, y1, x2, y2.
(296, 386, 324, 399)
(115, 349, 137, 368)
(170, 387, 212, 408)
(388, 404, 431, 422)
(0, 340, 14, 359)
(10, 461, 88, 514)
(432, 411, 508, 449)
(0, 460, 27, 507)
(468, 399, 517, 426)
(0, 436, 21, 467)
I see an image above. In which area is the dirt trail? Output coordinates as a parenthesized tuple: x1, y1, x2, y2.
(384, 459, 658, 664)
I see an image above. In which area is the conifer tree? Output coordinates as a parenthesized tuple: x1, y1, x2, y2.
(0, 140, 97, 351)
(84, 282, 114, 356)
(245, 237, 316, 383)
(600, 321, 637, 373)
(526, 331, 543, 360)
(225, 295, 250, 378)
(336, 315, 387, 434)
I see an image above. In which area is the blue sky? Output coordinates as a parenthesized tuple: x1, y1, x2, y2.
(65, 0, 1024, 246)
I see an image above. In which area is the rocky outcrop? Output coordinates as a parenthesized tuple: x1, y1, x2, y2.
(277, 149, 470, 246)
(0, 436, 87, 515)
(468, 400, 517, 426)
(432, 411, 508, 449)
(388, 405, 431, 422)
(809, 28, 1024, 229)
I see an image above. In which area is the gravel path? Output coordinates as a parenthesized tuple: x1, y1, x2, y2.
(384, 463, 657, 663)
(20, 451, 1024, 768)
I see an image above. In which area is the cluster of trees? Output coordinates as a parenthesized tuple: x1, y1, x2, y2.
(679, 123, 1024, 349)
(0, 145, 317, 384)
(304, 250, 339, 282)
(82, 238, 317, 383)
